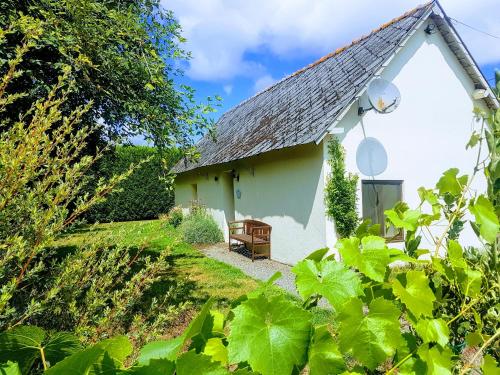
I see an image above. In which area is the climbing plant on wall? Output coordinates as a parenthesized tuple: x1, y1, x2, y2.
(325, 136, 359, 238)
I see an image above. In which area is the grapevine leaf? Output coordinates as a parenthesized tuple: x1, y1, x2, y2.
(465, 331, 483, 347)
(466, 132, 480, 149)
(124, 359, 175, 375)
(138, 299, 213, 363)
(457, 268, 482, 297)
(292, 259, 363, 310)
(392, 270, 435, 318)
(417, 344, 452, 375)
(415, 319, 449, 347)
(0, 326, 81, 373)
(469, 195, 500, 243)
(447, 240, 466, 269)
(385, 209, 421, 231)
(176, 351, 229, 375)
(436, 168, 468, 196)
(203, 338, 228, 366)
(0, 326, 46, 374)
(210, 310, 225, 334)
(308, 325, 345, 375)
(227, 293, 311, 375)
(336, 236, 391, 282)
(45, 336, 131, 375)
(0, 361, 21, 375)
(483, 354, 500, 375)
(306, 248, 329, 262)
(338, 298, 403, 370)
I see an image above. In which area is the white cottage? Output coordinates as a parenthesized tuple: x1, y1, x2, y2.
(173, 1, 498, 265)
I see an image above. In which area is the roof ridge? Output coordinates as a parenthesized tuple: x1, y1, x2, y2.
(219, 1, 434, 118)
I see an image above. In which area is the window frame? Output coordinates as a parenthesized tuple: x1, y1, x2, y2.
(361, 179, 404, 242)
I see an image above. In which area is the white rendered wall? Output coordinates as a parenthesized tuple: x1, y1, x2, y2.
(174, 143, 328, 265)
(175, 172, 234, 241)
(336, 19, 488, 250)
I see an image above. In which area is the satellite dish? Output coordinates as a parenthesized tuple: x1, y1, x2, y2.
(356, 137, 388, 176)
(367, 79, 401, 113)
(359, 79, 401, 115)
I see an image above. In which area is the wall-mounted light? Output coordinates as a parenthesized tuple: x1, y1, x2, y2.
(231, 169, 240, 181)
(424, 24, 436, 35)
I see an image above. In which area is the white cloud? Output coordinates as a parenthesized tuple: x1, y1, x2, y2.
(223, 84, 233, 95)
(253, 74, 277, 93)
(164, 0, 500, 82)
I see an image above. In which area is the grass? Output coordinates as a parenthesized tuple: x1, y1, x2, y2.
(54, 220, 332, 330)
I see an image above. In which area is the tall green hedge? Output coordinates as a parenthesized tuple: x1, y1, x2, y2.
(85, 146, 178, 223)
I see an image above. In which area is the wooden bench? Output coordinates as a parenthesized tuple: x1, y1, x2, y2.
(228, 219, 271, 261)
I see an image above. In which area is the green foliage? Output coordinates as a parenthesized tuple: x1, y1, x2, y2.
(0, 326, 81, 373)
(180, 209, 223, 244)
(0, 21, 178, 356)
(324, 137, 359, 238)
(0, 0, 218, 151)
(18, 160, 495, 374)
(227, 294, 311, 375)
(165, 206, 184, 228)
(85, 146, 180, 223)
(292, 259, 362, 311)
(0, 20, 140, 330)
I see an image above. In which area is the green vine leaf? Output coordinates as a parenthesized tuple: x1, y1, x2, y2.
(392, 270, 435, 318)
(336, 236, 391, 282)
(45, 336, 131, 375)
(436, 168, 468, 196)
(457, 268, 482, 297)
(385, 209, 421, 231)
(417, 344, 453, 375)
(415, 319, 449, 347)
(0, 326, 81, 374)
(176, 351, 229, 375)
(0, 361, 21, 375)
(337, 298, 403, 370)
(227, 294, 311, 375)
(292, 259, 363, 311)
(482, 354, 500, 375)
(308, 325, 345, 375)
(469, 195, 500, 243)
(138, 299, 213, 364)
(125, 359, 175, 375)
(203, 338, 228, 366)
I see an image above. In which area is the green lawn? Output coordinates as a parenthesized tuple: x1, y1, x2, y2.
(53, 220, 331, 334)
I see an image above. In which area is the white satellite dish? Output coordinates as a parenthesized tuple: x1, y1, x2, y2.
(356, 137, 388, 176)
(359, 78, 401, 115)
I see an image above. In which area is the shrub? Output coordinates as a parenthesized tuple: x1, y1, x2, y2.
(180, 210, 223, 244)
(166, 206, 184, 228)
(84, 146, 180, 223)
(325, 137, 359, 238)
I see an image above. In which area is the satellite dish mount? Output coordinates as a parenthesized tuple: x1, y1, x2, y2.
(358, 78, 401, 116)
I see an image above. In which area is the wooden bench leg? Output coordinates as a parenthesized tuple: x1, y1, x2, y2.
(228, 238, 231, 252)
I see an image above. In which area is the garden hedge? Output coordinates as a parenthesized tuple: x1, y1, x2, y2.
(84, 146, 179, 223)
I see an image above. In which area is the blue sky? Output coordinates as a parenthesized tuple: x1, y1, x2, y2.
(164, 0, 500, 122)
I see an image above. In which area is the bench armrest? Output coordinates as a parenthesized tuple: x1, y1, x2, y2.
(228, 220, 245, 234)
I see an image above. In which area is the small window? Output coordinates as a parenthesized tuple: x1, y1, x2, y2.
(362, 180, 403, 241)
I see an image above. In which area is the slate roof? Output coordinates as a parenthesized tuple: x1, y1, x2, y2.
(173, 1, 491, 174)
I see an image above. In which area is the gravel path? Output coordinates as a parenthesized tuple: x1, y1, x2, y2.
(200, 243, 299, 295)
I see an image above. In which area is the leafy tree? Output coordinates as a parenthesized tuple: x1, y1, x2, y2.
(0, 0, 217, 152)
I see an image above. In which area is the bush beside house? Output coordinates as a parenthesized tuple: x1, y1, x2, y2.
(85, 146, 179, 223)
(180, 210, 224, 244)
